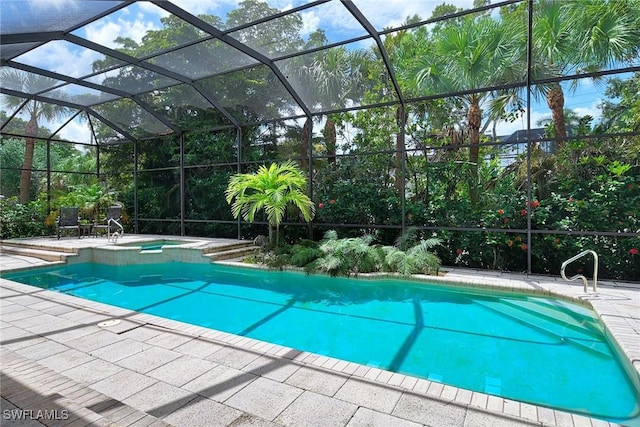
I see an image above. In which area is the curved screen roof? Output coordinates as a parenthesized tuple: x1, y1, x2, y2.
(1, 0, 523, 144)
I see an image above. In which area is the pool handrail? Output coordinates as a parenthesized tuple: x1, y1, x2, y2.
(560, 250, 598, 293)
(107, 218, 124, 243)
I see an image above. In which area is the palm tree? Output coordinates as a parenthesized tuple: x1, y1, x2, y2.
(305, 44, 373, 163)
(225, 160, 315, 245)
(532, 0, 640, 148)
(279, 30, 372, 168)
(412, 14, 523, 205)
(1, 70, 70, 203)
(384, 25, 414, 193)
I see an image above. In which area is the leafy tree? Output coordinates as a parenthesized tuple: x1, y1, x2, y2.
(597, 72, 640, 133)
(0, 138, 27, 197)
(312, 47, 374, 162)
(44, 183, 122, 225)
(225, 0, 304, 54)
(226, 160, 315, 245)
(0, 122, 80, 199)
(0, 70, 70, 202)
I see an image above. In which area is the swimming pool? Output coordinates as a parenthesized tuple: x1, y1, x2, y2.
(4, 262, 639, 425)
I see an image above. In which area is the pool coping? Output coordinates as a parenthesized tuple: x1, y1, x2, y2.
(1, 236, 639, 427)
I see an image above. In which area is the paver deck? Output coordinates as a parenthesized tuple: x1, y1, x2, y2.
(1, 235, 638, 427)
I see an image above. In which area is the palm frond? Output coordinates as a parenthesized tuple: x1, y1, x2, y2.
(395, 227, 420, 251)
(225, 161, 314, 245)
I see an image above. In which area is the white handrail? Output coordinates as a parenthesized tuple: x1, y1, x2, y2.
(560, 250, 598, 293)
(107, 218, 124, 243)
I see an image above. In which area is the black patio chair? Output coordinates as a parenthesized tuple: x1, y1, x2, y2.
(93, 206, 123, 237)
(57, 207, 80, 239)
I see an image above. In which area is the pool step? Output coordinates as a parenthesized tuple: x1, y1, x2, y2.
(201, 240, 257, 254)
(475, 300, 610, 357)
(0, 240, 77, 253)
(205, 245, 260, 261)
(500, 299, 603, 339)
(0, 243, 74, 262)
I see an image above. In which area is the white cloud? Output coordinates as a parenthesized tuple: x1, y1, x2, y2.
(290, 0, 480, 45)
(83, 15, 158, 48)
(573, 105, 601, 118)
(14, 41, 100, 78)
(171, 0, 239, 17)
(84, 21, 123, 48)
(300, 10, 320, 36)
(573, 104, 603, 127)
(139, 1, 170, 19)
(54, 117, 92, 145)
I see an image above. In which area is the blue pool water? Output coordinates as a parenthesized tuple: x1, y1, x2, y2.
(4, 262, 639, 424)
(120, 240, 193, 252)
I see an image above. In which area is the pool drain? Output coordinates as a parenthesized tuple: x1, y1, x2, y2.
(97, 319, 121, 328)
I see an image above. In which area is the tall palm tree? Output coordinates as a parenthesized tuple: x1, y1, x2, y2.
(1, 70, 70, 203)
(532, 0, 640, 148)
(310, 47, 349, 164)
(278, 29, 373, 168)
(309, 46, 373, 163)
(225, 160, 315, 245)
(412, 15, 523, 205)
(384, 27, 412, 193)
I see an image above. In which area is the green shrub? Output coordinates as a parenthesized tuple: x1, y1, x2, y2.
(255, 229, 443, 278)
(315, 231, 381, 276)
(0, 197, 48, 239)
(289, 245, 322, 267)
(383, 238, 442, 275)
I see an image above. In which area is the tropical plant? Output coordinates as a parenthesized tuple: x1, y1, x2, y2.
(383, 239, 442, 275)
(411, 13, 524, 205)
(225, 160, 315, 245)
(382, 227, 442, 275)
(280, 32, 373, 168)
(311, 47, 374, 162)
(531, 0, 640, 146)
(311, 229, 442, 277)
(0, 70, 70, 203)
(315, 230, 382, 276)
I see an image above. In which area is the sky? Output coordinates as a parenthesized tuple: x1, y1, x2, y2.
(3, 0, 611, 144)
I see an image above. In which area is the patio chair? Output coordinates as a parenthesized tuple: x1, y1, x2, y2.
(93, 206, 123, 237)
(57, 207, 80, 239)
